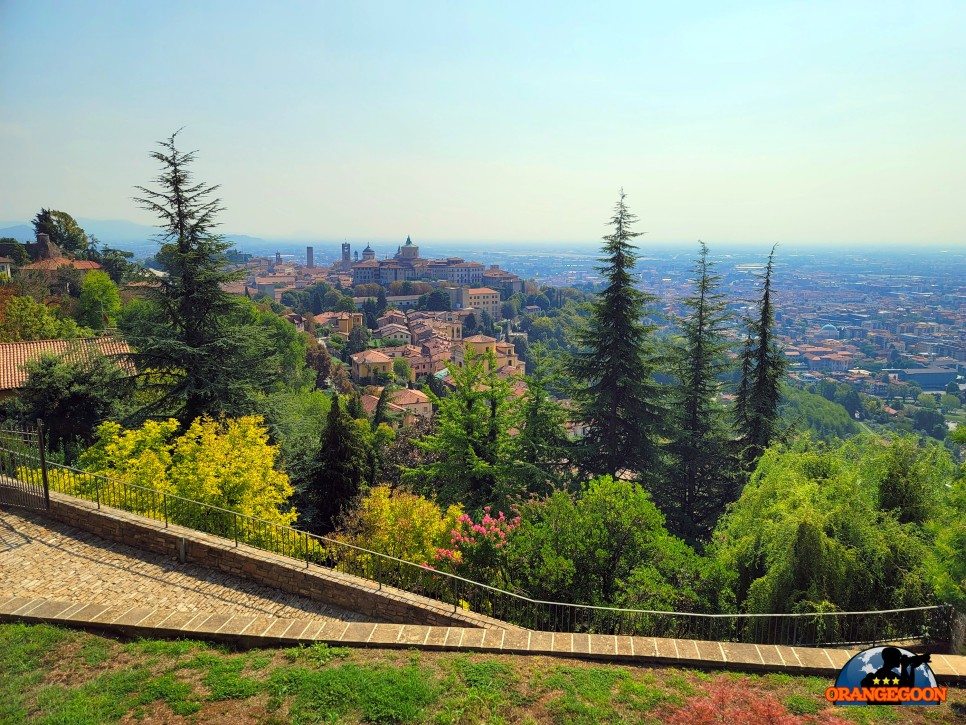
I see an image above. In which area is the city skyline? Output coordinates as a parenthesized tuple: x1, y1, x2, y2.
(1, 1, 964, 246)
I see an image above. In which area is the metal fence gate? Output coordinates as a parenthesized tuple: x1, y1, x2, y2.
(0, 424, 49, 511)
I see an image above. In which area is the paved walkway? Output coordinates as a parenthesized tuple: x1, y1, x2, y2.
(0, 506, 372, 623)
(2, 595, 965, 683)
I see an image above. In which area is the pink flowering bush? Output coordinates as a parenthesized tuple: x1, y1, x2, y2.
(434, 506, 521, 587)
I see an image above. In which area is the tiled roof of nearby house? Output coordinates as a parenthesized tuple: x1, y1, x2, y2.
(391, 388, 430, 407)
(0, 337, 133, 391)
(464, 334, 497, 343)
(350, 350, 392, 364)
(22, 257, 104, 271)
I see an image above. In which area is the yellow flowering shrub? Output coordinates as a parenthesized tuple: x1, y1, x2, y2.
(76, 416, 296, 527)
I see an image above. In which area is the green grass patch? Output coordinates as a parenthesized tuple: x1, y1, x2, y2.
(284, 642, 350, 667)
(1, 622, 960, 724)
(784, 692, 819, 715)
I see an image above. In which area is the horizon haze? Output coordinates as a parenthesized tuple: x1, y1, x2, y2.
(1, 1, 964, 247)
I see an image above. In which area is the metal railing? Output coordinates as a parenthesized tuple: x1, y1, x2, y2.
(0, 427, 954, 647)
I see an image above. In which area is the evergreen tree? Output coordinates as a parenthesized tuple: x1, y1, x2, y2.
(124, 131, 279, 424)
(733, 245, 786, 465)
(308, 397, 373, 531)
(658, 242, 736, 543)
(566, 191, 665, 481)
(376, 287, 388, 316)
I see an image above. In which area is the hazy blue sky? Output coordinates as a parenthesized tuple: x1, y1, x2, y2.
(1, 1, 964, 246)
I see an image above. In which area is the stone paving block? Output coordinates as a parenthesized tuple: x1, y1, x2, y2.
(549, 632, 572, 654)
(929, 655, 960, 678)
(23, 600, 76, 620)
(586, 634, 613, 657)
(279, 619, 314, 641)
(755, 644, 787, 667)
(238, 615, 277, 637)
(789, 647, 833, 673)
(300, 620, 329, 641)
(720, 642, 764, 667)
(458, 628, 486, 649)
(263, 618, 297, 639)
(215, 615, 255, 635)
(693, 640, 726, 664)
(89, 606, 128, 624)
(654, 637, 678, 660)
(501, 629, 530, 652)
(423, 627, 450, 648)
(11, 598, 46, 616)
(182, 613, 217, 632)
(368, 625, 404, 645)
(479, 629, 505, 651)
(614, 635, 634, 657)
(675, 638, 702, 661)
(0, 596, 35, 614)
(112, 607, 158, 627)
(823, 648, 854, 670)
(781, 647, 805, 670)
(341, 622, 377, 644)
(528, 631, 554, 654)
(193, 613, 234, 633)
(397, 625, 431, 646)
(153, 610, 199, 631)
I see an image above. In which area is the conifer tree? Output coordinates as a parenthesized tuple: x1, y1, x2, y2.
(308, 396, 372, 531)
(658, 242, 737, 542)
(125, 131, 279, 424)
(733, 245, 786, 465)
(566, 191, 665, 481)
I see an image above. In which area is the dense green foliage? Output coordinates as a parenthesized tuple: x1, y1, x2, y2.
(780, 387, 860, 441)
(14, 350, 129, 452)
(713, 434, 954, 614)
(506, 476, 732, 613)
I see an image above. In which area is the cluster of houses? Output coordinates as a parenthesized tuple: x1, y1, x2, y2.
(345, 308, 525, 386)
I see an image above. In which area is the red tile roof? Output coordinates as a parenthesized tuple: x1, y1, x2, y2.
(0, 337, 133, 391)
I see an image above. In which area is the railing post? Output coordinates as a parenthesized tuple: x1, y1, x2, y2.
(163, 493, 168, 527)
(36, 419, 50, 510)
(233, 514, 238, 547)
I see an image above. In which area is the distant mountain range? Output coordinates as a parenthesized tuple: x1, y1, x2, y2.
(0, 218, 274, 259)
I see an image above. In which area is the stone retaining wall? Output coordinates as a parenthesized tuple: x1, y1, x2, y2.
(39, 492, 511, 630)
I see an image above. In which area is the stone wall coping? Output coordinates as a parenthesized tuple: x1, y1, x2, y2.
(2, 596, 964, 683)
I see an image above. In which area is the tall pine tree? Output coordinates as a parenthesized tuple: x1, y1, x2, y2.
(733, 245, 786, 465)
(567, 191, 664, 481)
(658, 242, 737, 543)
(125, 131, 279, 424)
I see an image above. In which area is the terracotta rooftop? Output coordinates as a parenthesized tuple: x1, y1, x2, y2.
(0, 337, 133, 391)
(22, 258, 104, 272)
(350, 350, 393, 364)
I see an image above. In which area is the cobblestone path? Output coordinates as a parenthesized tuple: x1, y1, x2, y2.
(0, 506, 372, 622)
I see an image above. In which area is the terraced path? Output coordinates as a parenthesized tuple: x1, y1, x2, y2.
(0, 506, 371, 623)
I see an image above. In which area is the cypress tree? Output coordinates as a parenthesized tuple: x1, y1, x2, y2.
(733, 245, 786, 465)
(309, 397, 372, 531)
(658, 242, 737, 542)
(566, 191, 665, 481)
(125, 131, 279, 424)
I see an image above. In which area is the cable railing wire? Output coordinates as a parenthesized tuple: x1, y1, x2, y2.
(0, 431, 954, 647)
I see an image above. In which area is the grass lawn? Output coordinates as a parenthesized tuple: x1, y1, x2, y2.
(0, 622, 962, 724)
